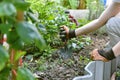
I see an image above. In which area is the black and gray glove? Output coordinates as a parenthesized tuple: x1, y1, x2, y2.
(59, 26, 76, 42)
(98, 48, 116, 60)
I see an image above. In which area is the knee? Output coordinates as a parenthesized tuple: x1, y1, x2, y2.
(106, 17, 120, 33)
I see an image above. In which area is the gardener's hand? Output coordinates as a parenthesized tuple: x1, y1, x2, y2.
(90, 49, 109, 62)
(59, 25, 76, 42)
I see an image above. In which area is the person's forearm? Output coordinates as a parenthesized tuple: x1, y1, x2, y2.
(112, 41, 120, 57)
(75, 2, 120, 36)
(75, 19, 102, 36)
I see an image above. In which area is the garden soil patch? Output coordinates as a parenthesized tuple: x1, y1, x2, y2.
(25, 33, 109, 80)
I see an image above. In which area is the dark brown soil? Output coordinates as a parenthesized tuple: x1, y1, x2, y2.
(25, 33, 109, 80)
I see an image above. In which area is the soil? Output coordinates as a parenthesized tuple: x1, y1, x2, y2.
(25, 33, 110, 80)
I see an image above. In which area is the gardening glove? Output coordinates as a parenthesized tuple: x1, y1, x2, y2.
(90, 48, 116, 62)
(59, 25, 76, 42)
(90, 49, 109, 62)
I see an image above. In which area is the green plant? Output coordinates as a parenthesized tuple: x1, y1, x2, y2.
(116, 71, 120, 77)
(25, 0, 92, 62)
(0, 0, 46, 80)
(60, 0, 79, 9)
(86, 0, 104, 20)
(25, 0, 77, 56)
(116, 69, 120, 79)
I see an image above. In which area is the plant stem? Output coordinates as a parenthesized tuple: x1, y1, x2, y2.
(11, 10, 24, 80)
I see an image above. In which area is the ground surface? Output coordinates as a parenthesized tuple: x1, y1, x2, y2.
(25, 33, 109, 80)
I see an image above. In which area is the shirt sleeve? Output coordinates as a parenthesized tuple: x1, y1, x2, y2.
(113, 0, 120, 3)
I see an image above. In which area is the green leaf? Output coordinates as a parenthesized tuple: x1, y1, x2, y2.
(0, 45, 9, 71)
(16, 22, 46, 50)
(16, 67, 35, 80)
(13, 0, 30, 11)
(6, 16, 16, 24)
(7, 30, 24, 50)
(37, 23, 46, 32)
(0, 24, 11, 33)
(11, 38, 24, 50)
(7, 30, 19, 44)
(0, 67, 10, 80)
(0, 2, 16, 16)
(14, 51, 26, 61)
(27, 12, 39, 23)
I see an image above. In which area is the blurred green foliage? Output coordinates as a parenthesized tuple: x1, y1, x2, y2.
(86, 0, 104, 20)
(0, 0, 46, 80)
(60, 0, 79, 9)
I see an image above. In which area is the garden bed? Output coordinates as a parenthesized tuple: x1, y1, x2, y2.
(24, 32, 109, 80)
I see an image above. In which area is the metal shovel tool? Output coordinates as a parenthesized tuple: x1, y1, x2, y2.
(57, 42, 73, 59)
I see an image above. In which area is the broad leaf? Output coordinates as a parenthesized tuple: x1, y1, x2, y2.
(7, 29, 24, 50)
(16, 67, 35, 80)
(0, 24, 11, 33)
(0, 2, 16, 16)
(0, 45, 9, 71)
(7, 30, 19, 44)
(0, 67, 10, 80)
(10, 38, 24, 50)
(16, 22, 46, 50)
(13, 0, 30, 11)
